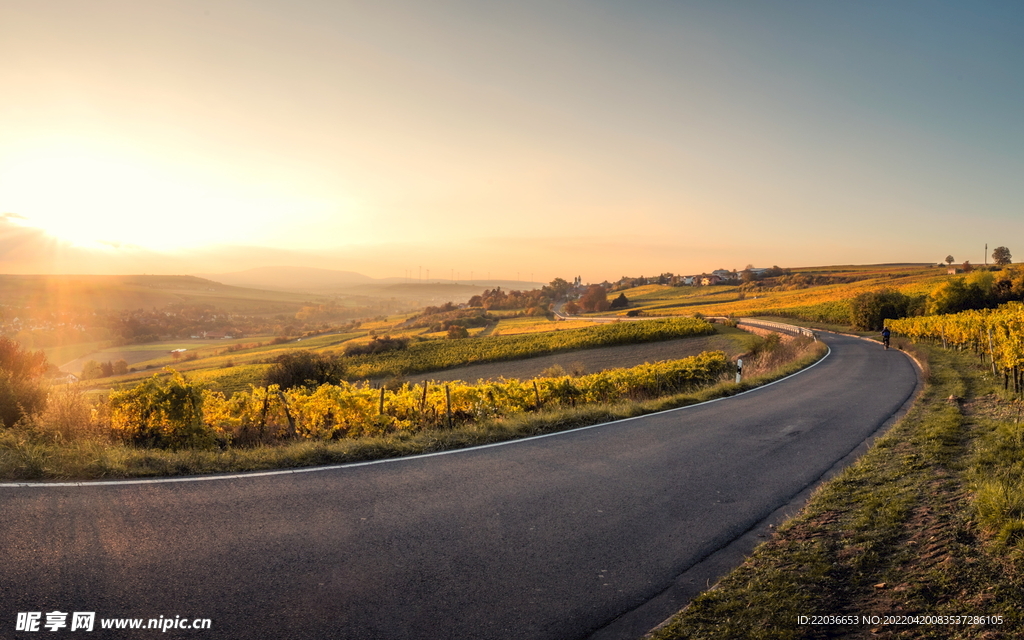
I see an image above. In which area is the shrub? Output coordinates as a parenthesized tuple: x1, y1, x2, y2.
(849, 289, 918, 330)
(264, 351, 345, 390)
(0, 337, 48, 428)
(343, 336, 410, 356)
(40, 384, 101, 442)
(446, 326, 469, 339)
(109, 370, 215, 449)
(540, 364, 567, 377)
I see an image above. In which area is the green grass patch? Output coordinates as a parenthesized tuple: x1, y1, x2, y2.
(649, 343, 1024, 640)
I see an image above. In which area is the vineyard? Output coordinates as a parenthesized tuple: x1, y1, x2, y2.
(111, 351, 733, 447)
(887, 301, 1024, 391)
(340, 317, 715, 380)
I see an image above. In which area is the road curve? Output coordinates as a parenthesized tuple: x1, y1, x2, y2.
(1, 333, 917, 640)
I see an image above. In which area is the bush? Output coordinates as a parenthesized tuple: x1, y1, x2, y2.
(39, 384, 101, 442)
(109, 370, 215, 449)
(926, 271, 995, 315)
(849, 289, 918, 330)
(343, 336, 410, 356)
(0, 337, 48, 428)
(446, 325, 469, 339)
(264, 351, 345, 390)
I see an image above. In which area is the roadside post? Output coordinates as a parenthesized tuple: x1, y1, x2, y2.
(736, 358, 743, 384)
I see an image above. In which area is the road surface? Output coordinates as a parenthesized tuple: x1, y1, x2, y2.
(1, 332, 918, 639)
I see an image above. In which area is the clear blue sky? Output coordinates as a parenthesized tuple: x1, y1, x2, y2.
(2, 0, 1022, 279)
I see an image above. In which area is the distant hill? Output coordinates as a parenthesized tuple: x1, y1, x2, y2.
(196, 266, 378, 292)
(0, 274, 319, 313)
(198, 266, 541, 298)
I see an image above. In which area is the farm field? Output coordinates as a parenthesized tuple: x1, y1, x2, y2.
(590, 263, 948, 324)
(74, 331, 366, 393)
(411, 327, 753, 384)
(71, 316, 716, 395)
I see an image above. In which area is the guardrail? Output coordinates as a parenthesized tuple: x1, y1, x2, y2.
(736, 318, 816, 340)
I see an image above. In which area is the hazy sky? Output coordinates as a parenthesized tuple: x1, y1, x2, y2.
(2, 1, 1023, 281)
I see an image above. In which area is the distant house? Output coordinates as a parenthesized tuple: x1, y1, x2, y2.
(701, 275, 721, 286)
(711, 269, 736, 282)
(947, 267, 961, 275)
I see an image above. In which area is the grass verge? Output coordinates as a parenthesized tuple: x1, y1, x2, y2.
(647, 342, 1023, 640)
(0, 339, 826, 481)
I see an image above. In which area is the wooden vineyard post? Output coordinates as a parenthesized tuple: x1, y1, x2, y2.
(418, 382, 429, 428)
(445, 385, 452, 429)
(379, 387, 385, 415)
(988, 326, 997, 376)
(258, 387, 270, 439)
(533, 380, 541, 409)
(276, 390, 297, 438)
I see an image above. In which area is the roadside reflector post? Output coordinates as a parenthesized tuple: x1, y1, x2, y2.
(736, 358, 743, 384)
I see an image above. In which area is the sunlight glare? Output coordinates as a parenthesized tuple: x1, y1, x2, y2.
(0, 142, 331, 252)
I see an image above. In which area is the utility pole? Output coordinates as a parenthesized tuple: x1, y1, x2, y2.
(985, 243, 988, 266)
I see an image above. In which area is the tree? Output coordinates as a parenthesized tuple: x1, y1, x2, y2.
(579, 285, 610, 313)
(993, 246, 1012, 266)
(962, 260, 974, 273)
(544, 278, 572, 300)
(81, 360, 104, 380)
(563, 301, 581, 315)
(945, 255, 955, 266)
(925, 271, 994, 315)
(608, 293, 630, 310)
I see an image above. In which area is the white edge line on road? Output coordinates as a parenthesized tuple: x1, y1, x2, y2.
(3, 344, 833, 489)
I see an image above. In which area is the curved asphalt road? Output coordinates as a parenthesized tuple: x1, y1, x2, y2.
(1, 333, 917, 640)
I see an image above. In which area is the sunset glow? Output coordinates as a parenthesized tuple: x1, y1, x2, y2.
(0, 140, 336, 251)
(3, 1, 1024, 280)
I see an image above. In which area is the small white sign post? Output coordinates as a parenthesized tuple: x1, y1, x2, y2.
(736, 358, 743, 384)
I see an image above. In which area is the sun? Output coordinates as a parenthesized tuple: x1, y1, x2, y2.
(0, 140, 330, 252)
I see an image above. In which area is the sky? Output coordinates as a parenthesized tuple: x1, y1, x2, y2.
(2, 0, 1024, 282)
